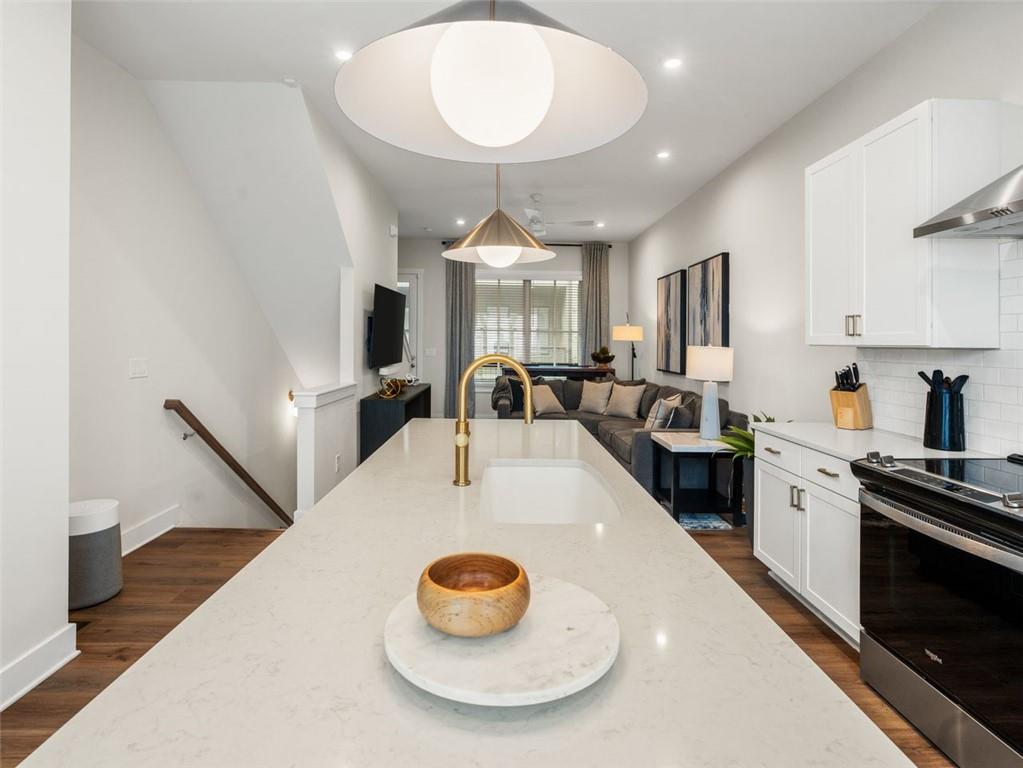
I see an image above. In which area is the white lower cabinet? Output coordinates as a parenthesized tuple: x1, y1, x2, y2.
(801, 484, 860, 640)
(754, 460, 801, 591)
(753, 433, 860, 644)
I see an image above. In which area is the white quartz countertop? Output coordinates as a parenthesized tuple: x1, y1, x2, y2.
(25, 419, 913, 767)
(753, 421, 994, 462)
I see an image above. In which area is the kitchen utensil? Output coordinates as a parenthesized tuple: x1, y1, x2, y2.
(851, 363, 860, 387)
(950, 374, 969, 393)
(417, 553, 530, 637)
(918, 371, 933, 388)
(932, 370, 943, 391)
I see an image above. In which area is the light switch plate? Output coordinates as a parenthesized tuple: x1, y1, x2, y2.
(129, 357, 149, 379)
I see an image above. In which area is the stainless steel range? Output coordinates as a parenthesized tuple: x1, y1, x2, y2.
(852, 452, 1023, 768)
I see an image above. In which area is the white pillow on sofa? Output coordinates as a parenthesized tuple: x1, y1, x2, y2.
(643, 394, 682, 429)
(604, 383, 646, 419)
(578, 380, 614, 414)
(532, 384, 566, 416)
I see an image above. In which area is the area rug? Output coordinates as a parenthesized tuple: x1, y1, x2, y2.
(678, 513, 732, 531)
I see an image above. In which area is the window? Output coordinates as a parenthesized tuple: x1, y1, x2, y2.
(473, 278, 581, 387)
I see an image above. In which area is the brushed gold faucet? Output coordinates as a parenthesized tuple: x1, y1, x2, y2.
(454, 354, 534, 486)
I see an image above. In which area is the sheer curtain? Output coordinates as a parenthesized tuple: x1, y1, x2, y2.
(445, 259, 476, 417)
(581, 242, 610, 361)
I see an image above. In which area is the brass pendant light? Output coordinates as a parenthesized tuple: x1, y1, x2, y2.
(442, 165, 555, 267)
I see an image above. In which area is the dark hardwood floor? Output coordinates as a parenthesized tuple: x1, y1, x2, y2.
(0, 528, 282, 768)
(691, 528, 953, 768)
(2, 526, 951, 767)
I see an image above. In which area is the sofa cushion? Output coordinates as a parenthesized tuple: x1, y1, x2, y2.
(639, 383, 662, 418)
(597, 418, 641, 447)
(564, 410, 609, 435)
(508, 376, 544, 412)
(666, 404, 695, 428)
(544, 379, 565, 406)
(612, 377, 646, 387)
(532, 384, 565, 416)
(562, 379, 583, 411)
(605, 383, 646, 418)
(579, 380, 613, 414)
(610, 429, 638, 464)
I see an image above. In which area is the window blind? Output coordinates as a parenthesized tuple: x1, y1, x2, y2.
(473, 278, 581, 387)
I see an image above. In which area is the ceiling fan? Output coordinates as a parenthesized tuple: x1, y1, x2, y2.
(523, 207, 598, 236)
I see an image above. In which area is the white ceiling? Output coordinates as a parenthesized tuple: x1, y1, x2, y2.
(73, 1, 934, 242)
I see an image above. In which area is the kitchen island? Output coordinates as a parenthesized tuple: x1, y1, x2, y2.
(24, 419, 913, 767)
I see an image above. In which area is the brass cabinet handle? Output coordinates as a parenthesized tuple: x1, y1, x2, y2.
(764, 446, 782, 455)
(817, 467, 840, 479)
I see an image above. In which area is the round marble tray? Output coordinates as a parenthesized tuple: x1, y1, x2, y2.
(384, 575, 619, 707)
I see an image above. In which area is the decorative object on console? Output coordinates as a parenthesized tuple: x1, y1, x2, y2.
(686, 346, 734, 440)
(612, 317, 644, 380)
(920, 369, 967, 451)
(335, 0, 647, 164)
(656, 269, 686, 374)
(590, 346, 615, 368)
(416, 553, 530, 638)
(604, 382, 646, 419)
(443, 165, 555, 268)
(579, 379, 614, 414)
(688, 252, 729, 347)
(377, 378, 407, 399)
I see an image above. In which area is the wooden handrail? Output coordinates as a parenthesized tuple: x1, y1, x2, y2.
(164, 399, 292, 528)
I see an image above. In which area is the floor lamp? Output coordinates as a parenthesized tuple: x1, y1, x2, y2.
(686, 346, 734, 440)
(612, 320, 644, 380)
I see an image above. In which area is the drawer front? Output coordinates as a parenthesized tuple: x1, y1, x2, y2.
(754, 433, 800, 476)
(802, 447, 859, 501)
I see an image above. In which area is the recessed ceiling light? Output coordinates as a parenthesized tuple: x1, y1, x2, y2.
(335, 50, 353, 62)
(282, 77, 299, 88)
(456, 218, 466, 226)
(596, 221, 606, 228)
(663, 57, 682, 70)
(657, 150, 671, 159)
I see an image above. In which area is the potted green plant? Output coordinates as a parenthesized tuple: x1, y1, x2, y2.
(590, 346, 615, 368)
(719, 412, 776, 547)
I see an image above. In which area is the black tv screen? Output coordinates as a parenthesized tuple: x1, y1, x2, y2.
(369, 284, 406, 369)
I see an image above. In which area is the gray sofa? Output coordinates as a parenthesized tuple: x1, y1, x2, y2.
(492, 376, 748, 497)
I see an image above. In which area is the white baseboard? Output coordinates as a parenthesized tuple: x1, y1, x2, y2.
(121, 503, 180, 555)
(1, 623, 78, 710)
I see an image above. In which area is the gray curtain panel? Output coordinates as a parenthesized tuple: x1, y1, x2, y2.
(445, 259, 476, 418)
(581, 241, 611, 360)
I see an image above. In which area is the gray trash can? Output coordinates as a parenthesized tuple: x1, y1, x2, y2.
(69, 499, 123, 609)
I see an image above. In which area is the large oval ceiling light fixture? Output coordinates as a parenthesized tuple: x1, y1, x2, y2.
(335, 0, 647, 163)
(443, 165, 555, 267)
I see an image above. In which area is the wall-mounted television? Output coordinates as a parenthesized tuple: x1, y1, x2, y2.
(368, 283, 406, 369)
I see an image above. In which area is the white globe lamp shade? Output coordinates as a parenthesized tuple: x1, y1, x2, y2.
(477, 246, 523, 268)
(430, 21, 554, 148)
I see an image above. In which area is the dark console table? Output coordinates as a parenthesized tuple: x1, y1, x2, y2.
(359, 383, 431, 464)
(500, 364, 615, 381)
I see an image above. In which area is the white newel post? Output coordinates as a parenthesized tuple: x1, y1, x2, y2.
(293, 382, 358, 521)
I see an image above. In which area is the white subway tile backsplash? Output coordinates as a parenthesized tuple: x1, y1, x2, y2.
(858, 241, 1022, 451)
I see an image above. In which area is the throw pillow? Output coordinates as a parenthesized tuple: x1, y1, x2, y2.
(532, 384, 566, 416)
(604, 383, 646, 419)
(579, 380, 614, 414)
(643, 394, 682, 429)
(508, 376, 543, 413)
(665, 404, 695, 429)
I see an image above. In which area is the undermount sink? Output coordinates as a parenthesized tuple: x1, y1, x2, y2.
(478, 459, 622, 524)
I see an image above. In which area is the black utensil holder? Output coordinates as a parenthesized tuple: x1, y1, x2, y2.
(923, 390, 965, 451)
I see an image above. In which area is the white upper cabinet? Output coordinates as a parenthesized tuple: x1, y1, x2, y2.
(806, 99, 1022, 348)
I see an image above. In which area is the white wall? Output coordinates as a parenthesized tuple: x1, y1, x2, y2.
(70, 38, 299, 533)
(628, 1, 1023, 423)
(0, 0, 78, 708)
(143, 81, 353, 390)
(398, 239, 630, 416)
(308, 105, 399, 398)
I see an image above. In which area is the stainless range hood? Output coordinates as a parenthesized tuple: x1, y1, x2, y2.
(914, 165, 1023, 239)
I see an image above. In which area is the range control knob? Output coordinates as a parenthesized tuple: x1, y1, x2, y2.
(866, 451, 882, 465)
(1003, 493, 1023, 509)
(880, 455, 897, 468)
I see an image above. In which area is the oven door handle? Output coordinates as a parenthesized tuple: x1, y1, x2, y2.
(860, 488, 1023, 575)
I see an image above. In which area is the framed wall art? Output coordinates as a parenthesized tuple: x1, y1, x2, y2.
(687, 252, 729, 347)
(656, 269, 686, 374)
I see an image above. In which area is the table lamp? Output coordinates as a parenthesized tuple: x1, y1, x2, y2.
(612, 319, 644, 379)
(686, 345, 734, 440)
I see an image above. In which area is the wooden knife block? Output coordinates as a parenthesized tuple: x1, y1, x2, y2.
(829, 385, 873, 430)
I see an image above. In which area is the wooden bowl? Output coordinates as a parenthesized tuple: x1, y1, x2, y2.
(416, 553, 530, 638)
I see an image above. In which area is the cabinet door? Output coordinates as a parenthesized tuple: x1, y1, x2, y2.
(805, 148, 859, 345)
(753, 461, 801, 590)
(859, 102, 932, 346)
(801, 483, 859, 640)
